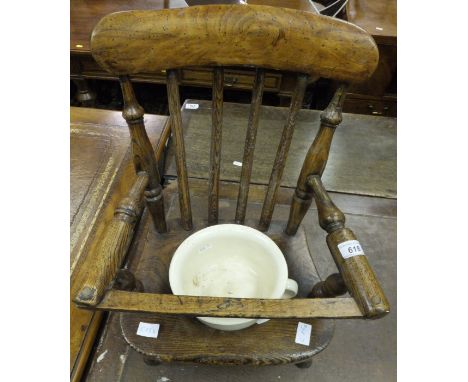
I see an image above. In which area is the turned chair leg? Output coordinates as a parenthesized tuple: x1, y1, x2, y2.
(114, 269, 144, 292)
(143, 356, 161, 366)
(295, 359, 313, 369)
(73, 78, 96, 107)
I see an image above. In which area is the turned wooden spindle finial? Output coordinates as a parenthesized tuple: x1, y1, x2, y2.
(285, 84, 347, 235)
(308, 175, 345, 233)
(309, 273, 347, 298)
(120, 76, 167, 233)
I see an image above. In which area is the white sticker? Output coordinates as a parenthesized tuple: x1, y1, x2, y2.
(295, 322, 312, 346)
(375, 27, 383, 31)
(256, 318, 270, 325)
(137, 322, 160, 338)
(233, 161, 242, 167)
(338, 240, 365, 259)
(185, 103, 199, 109)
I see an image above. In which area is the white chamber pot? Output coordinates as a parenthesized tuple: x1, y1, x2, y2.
(169, 224, 298, 331)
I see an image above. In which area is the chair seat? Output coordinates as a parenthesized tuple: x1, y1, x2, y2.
(119, 179, 335, 365)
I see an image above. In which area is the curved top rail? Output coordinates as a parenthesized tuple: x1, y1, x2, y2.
(91, 5, 378, 83)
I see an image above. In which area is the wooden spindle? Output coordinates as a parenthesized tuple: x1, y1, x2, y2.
(309, 176, 390, 318)
(119, 76, 167, 233)
(309, 273, 347, 298)
(166, 70, 193, 230)
(235, 68, 265, 224)
(285, 84, 347, 236)
(208, 68, 224, 225)
(258, 73, 308, 231)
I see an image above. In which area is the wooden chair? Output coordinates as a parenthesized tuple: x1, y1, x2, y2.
(74, 4, 389, 367)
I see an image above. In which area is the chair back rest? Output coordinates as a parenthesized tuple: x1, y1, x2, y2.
(91, 5, 378, 232)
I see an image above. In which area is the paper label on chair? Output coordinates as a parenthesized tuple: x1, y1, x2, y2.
(185, 103, 199, 109)
(136, 322, 160, 338)
(338, 240, 365, 259)
(295, 322, 312, 346)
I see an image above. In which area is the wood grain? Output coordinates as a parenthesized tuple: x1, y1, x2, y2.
(310, 273, 347, 298)
(208, 67, 224, 225)
(90, 5, 379, 83)
(165, 100, 397, 198)
(120, 76, 168, 233)
(258, 74, 308, 231)
(166, 70, 193, 230)
(74, 174, 148, 306)
(286, 85, 347, 235)
(309, 176, 390, 318)
(95, 290, 363, 318)
(114, 184, 334, 365)
(235, 68, 265, 224)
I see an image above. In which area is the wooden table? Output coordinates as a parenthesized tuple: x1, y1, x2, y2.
(70, 107, 169, 382)
(70, 0, 396, 116)
(165, 100, 397, 198)
(82, 103, 397, 381)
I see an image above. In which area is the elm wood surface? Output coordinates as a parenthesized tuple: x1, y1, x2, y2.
(90, 6, 378, 83)
(117, 179, 337, 365)
(167, 70, 193, 230)
(235, 69, 265, 224)
(71, 0, 396, 116)
(285, 84, 347, 236)
(258, 74, 308, 231)
(70, 107, 169, 382)
(165, 100, 397, 198)
(75, 173, 148, 306)
(83, 182, 396, 380)
(308, 176, 389, 317)
(208, 68, 224, 225)
(71, 0, 340, 53)
(78, 6, 390, 371)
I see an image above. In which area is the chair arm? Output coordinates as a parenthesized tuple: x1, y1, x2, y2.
(326, 228, 390, 318)
(309, 176, 390, 319)
(74, 173, 148, 307)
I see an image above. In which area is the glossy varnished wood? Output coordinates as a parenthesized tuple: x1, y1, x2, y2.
(258, 74, 308, 231)
(208, 68, 224, 225)
(90, 5, 379, 83)
(166, 70, 193, 230)
(235, 69, 265, 224)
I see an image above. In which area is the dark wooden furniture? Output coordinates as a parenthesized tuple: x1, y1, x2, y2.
(70, 0, 396, 116)
(70, 107, 170, 382)
(344, 0, 397, 116)
(73, 5, 390, 367)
